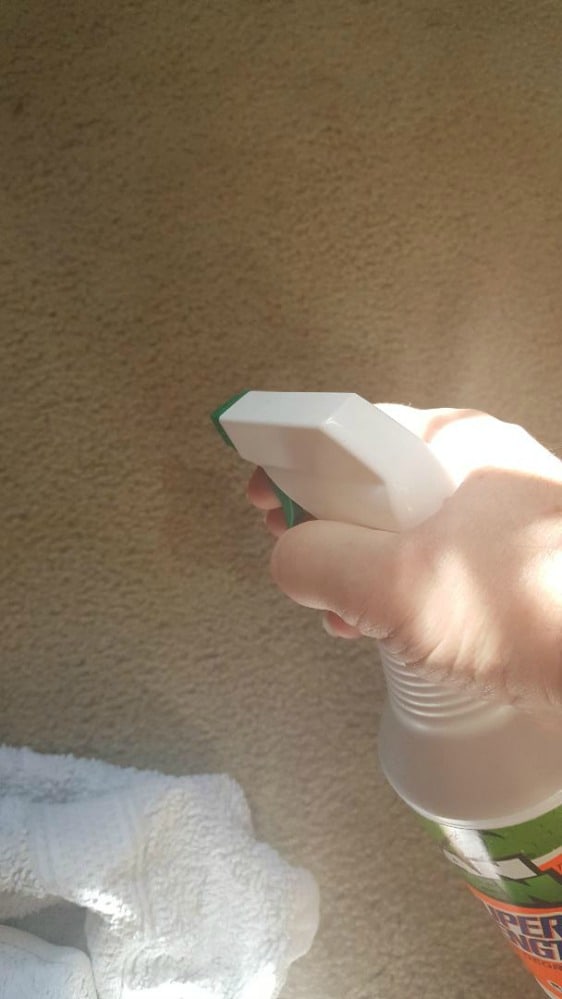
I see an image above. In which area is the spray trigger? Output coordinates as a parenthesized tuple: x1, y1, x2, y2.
(211, 391, 308, 528)
(266, 478, 308, 528)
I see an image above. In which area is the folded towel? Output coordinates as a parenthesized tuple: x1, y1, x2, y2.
(0, 746, 319, 998)
(0, 926, 97, 999)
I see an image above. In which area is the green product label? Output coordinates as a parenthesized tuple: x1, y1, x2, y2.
(422, 804, 562, 997)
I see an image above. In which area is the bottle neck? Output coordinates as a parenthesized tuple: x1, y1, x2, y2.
(380, 648, 501, 728)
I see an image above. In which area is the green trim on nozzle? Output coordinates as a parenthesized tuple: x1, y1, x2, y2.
(211, 390, 308, 528)
(211, 390, 250, 447)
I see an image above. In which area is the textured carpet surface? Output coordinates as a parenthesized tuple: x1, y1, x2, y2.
(1, 2, 560, 996)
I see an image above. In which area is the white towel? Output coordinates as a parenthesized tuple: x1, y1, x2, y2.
(0, 926, 98, 999)
(0, 746, 319, 999)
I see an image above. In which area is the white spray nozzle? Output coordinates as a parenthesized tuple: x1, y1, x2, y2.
(213, 391, 454, 532)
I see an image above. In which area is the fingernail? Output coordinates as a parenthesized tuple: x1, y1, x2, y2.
(322, 614, 338, 638)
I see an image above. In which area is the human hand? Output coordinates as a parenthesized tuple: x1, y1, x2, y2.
(248, 406, 562, 712)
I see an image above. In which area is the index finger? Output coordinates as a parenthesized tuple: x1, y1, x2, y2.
(247, 466, 282, 510)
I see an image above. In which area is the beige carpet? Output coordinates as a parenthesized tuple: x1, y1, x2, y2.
(1, 2, 560, 996)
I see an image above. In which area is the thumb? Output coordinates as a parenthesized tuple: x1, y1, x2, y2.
(270, 520, 410, 643)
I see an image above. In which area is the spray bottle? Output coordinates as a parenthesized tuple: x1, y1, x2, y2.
(212, 390, 562, 997)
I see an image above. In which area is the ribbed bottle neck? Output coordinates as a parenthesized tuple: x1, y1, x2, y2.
(380, 648, 496, 726)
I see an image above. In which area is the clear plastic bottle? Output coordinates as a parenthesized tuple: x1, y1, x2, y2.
(213, 390, 562, 997)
